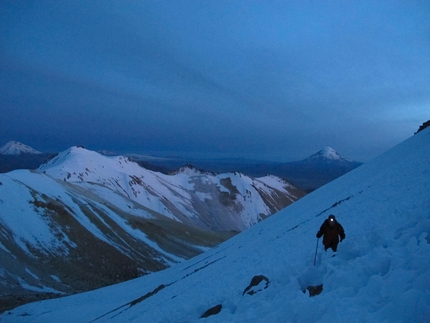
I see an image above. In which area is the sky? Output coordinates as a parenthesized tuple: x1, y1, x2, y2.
(1, 0, 429, 162)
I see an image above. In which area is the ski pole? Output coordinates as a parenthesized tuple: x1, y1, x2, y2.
(313, 238, 319, 266)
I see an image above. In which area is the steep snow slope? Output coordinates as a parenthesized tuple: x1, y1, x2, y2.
(3, 129, 429, 322)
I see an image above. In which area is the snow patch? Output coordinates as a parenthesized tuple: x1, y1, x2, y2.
(24, 268, 39, 280)
(17, 277, 65, 294)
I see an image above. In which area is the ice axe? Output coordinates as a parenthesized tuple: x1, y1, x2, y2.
(313, 238, 320, 266)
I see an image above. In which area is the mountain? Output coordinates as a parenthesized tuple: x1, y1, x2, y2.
(0, 147, 305, 312)
(0, 142, 360, 191)
(0, 141, 42, 155)
(302, 146, 350, 162)
(267, 147, 362, 191)
(0, 141, 52, 173)
(38, 147, 305, 231)
(129, 148, 362, 192)
(214, 147, 362, 192)
(2, 128, 428, 322)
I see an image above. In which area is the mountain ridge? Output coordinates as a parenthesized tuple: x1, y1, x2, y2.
(0, 146, 305, 312)
(38, 146, 305, 231)
(128, 147, 362, 192)
(0, 143, 361, 192)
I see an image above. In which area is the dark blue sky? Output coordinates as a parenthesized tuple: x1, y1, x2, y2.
(1, 1, 429, 161)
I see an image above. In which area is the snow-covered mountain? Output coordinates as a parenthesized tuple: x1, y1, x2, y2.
(2, 128, 428, 322)
(303, 146, 351, 162)
(0, 141, 49, 173)
(130, 147, 362, 192)
(0, 141, 42, 155)
(255, 147, 362, 191)
(38, 147, 305, 231)
(0, 147, 304, 311)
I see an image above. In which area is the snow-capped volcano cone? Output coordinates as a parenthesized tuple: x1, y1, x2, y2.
(304, 147, 351, 162)
(0, 141, 42, 155)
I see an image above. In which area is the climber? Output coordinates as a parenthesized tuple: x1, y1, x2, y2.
(316, 214, 345, 252)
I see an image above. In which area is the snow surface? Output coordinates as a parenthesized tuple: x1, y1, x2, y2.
(0, 171, 73, 255)
(2, 129, 430, 322)
(0, 141, 42, 155)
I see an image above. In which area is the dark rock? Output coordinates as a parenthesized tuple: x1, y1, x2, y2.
(243, 275, 270, 296)
(303, 284, 323, 297)
(201, 304, 222, 318)
(415, 120, 430, 134)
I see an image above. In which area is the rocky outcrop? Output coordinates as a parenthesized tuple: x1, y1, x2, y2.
(242, 275, 270, 296)
(415, 120, 430, 134)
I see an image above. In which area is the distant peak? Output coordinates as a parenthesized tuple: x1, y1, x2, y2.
(38, 146, 102, 170)
(322, 146, 334, 152)
(305, 147, 351, 162)
(321, 147, 340, 159)
(0, 141, 42, 155)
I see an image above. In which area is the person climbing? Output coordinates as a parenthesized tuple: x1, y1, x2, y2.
(316, 214, 345, 252)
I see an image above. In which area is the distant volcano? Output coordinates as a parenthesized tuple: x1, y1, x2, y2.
(0, 141, 42, 155)
(303, 147, 351, 163)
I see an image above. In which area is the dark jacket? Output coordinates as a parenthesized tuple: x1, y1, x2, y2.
(316, 219, 345, 249)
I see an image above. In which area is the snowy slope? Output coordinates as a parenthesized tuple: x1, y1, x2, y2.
(0, 141, 42, 155)
(0, 168, 231, 308)
(38, 147, 304, 231)
(0, 148, 303, 310)
(3, 129, 429, 322)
